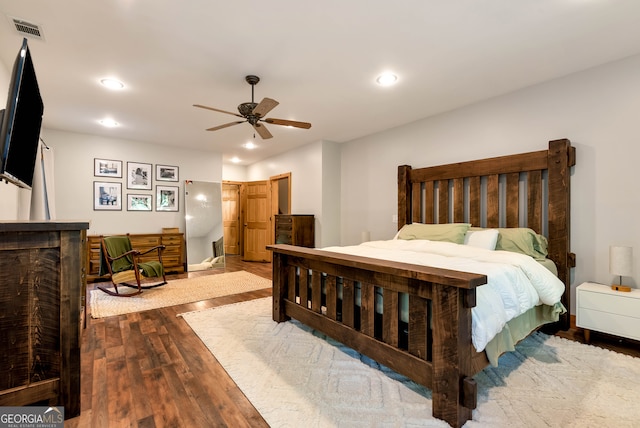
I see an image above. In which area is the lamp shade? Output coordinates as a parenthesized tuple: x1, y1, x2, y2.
(609, 246, 633, 277)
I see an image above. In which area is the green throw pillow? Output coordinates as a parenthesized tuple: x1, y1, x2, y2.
(397, 223, 471, 244)
(468, 227, 549, 259)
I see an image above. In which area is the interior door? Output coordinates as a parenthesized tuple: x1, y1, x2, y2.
(243, 180, 271, 262)
(222, 182, 241, 255)
(270, 173, 291, 243)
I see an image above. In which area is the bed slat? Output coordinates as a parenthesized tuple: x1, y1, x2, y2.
(506, 172, 519, 227)
(408, 294, 428, 360)
(469, 176, 481, 226)
(424, 183, 434, 224)
(361, 283, 375, 336)
(453, 178, 464, 223)
(412, 182, 422, 223)
(382, 289, 399, 346)
(486, 174, 499, 227)
(311, 271, 322, 313)
(527, 170, 543, 234)
(342, 279, 355, 328)
(325, 275, 337, 320)
(438, 180, 449, 224)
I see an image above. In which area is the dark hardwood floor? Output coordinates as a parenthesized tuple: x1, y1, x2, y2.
(67, 256, 639, 427)
(68, 256, 272, 428)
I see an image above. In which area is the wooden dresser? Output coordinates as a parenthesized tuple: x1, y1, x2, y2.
(86, 232, 185, 282)
(0, 221, 88, 419)
(275, 214, 315, 247)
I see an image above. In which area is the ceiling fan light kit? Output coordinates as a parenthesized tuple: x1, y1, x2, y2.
(194, 75, 311, 139)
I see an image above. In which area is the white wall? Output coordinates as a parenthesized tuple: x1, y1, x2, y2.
(44, 128, 222, 236)
(222, 163, 247, 182)
(321, 141, 341, 247)
(340, 54, 640, 313)
(247, 140, 341, 247)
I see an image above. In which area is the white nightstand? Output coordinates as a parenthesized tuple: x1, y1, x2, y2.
(576, 282, 640, 343)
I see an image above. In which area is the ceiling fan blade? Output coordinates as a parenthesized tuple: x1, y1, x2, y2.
(264, 118, 312, 129)
(252, 97, 279, 118)
(194, 104, 244, 118)
(206, 120, 245, 131)
(252, 122, 273, 139)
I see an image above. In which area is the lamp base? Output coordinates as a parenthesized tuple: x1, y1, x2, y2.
(611, 284, 632, 292)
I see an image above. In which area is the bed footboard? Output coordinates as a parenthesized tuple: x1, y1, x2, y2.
(268, 244, 487, 428)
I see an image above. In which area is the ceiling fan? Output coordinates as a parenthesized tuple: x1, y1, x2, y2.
(194, 75, 312, 139)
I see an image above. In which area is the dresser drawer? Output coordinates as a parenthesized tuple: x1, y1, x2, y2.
(162, 234, 183, 246)
(276, 232, 292, 244)
(130, 235, 162, 247)
(162, 256, 182, 267)
(276, 216, 293, 225)
(276, 223, 292, 231)
(578, 307, 640, 341)
(163, 247, 181, 257)
(579, 289, 640, 319)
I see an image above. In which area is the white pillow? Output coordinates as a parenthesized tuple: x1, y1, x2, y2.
(464, 229, 499, 250)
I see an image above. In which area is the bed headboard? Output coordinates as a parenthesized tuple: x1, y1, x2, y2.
(397, 138, 576, 329)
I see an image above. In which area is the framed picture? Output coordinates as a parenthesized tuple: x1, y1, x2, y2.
(156, 185, 179, 211)
(127, 194, 152, 211)
(127, 162, 152, 190)
(94, 158, 122, 178)
(94, 181, 122, 210)
(156, 164, 179, 182)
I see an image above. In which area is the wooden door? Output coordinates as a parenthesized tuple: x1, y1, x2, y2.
(270, 173, 291, 243)
(222, 182, 241, 255)
(243, 180, 271, 262)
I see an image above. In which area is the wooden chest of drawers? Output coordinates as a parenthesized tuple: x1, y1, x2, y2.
(86, 232, 185, 282)
(275, 215, 314, 248)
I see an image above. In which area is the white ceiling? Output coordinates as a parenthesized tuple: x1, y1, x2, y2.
(1, 1, 640, 165)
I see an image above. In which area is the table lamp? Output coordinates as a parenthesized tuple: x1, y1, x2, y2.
(609, 245, 633, 292)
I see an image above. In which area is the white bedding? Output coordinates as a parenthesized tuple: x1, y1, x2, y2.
(321, 240, 565, 352)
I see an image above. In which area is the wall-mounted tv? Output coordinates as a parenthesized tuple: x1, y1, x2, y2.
(0, 37, 44, 189)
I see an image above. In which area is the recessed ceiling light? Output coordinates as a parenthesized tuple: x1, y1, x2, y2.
(99, 118, 119, 127)
(230, 157, 241, 163)
(243, 142, 257, 150)
(100, 78, 125, 90)
(376, 72, 398, 86)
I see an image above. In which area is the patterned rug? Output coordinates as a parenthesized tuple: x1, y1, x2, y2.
(90, 271, 271, 318)
(180, 297, 640, 428)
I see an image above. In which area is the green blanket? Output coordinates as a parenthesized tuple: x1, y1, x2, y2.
(99, 236, 164, 278)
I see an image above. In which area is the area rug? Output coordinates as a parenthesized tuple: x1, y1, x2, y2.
(180, 297, 640, 428)
(90, 271, 271, 318)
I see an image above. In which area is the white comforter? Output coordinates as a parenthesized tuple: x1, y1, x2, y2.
(321, 240, 565, 351)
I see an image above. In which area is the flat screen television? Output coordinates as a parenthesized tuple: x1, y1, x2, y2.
(0, 37, 44, 189)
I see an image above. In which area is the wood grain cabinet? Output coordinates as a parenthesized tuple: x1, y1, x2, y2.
(86, 232, 185, 282)
(275, 215, 314, 247)
(0, 221, 88, 419)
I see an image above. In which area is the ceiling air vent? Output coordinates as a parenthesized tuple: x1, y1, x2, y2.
(10, 17, 45, 40)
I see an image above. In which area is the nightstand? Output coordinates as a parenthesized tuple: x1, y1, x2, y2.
(576, 282, 640, 343)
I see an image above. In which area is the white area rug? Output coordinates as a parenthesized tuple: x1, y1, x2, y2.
(90, 271, 271, 318)
(180, 297, 640, 428)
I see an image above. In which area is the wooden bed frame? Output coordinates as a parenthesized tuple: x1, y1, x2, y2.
(268, 139, 576, 428)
